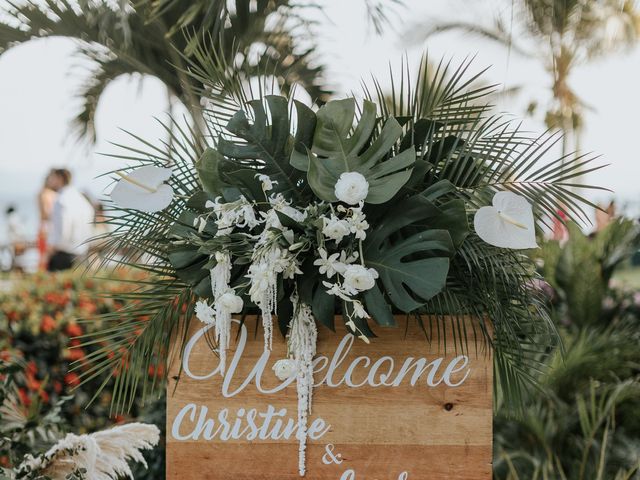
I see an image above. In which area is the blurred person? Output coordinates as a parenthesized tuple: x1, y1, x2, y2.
(5, 205, 27, 271)
(46, 169, 95, 272)
(88, 202, 111, 255)
(595, 200, 616, 232)
(37, 170, 58, 270)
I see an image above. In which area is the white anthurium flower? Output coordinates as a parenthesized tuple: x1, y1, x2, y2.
(194, 300, 215, 325)
(273, 358, 298, 381)
(322, 216, 350, 242)
(218, 291, 244, 313)
(474, 191, 538, 249)
(110, 166, 173, 212)
(342, 264, 379, 292)
(334, 171, 369, 205)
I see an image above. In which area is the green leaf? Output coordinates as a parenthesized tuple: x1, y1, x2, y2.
(217, 95, 306, 201)
(363, 187, 462, 312)
(290, 100, 317, 171)
(292, 98, 415, 204)
(362, 283, 395, 326)
(367, 230, 452, 312)
(196, 148, 225, 196)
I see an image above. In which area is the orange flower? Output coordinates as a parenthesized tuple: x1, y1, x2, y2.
(26, 361, 37, 376)
(40, 315, 57, 333)
(65, 322, 83, 338)
(148, 364, 165, 378)
(17, 387, 30, 407)
(39, 388, 50, 404)
(66, 347, 85, 362)
(64, 372, 81, 388)
(52, 380, 62, 394)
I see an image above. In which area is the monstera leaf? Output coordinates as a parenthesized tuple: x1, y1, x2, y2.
(216, 95, 307, 201)
(291, 98, 415, 204)
(362, 180, 468, 325)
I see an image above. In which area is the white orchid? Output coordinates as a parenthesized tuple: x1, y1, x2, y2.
(334, 171, 369, 204)
(346, 206, 370, 240)
(256, 174, 277, 192)
(269, 192, 307, 222)
(322, 281, 354, 301)
(193, 216, 208, 233)
(322, 216, 350, 242)
(313, 248, 341, 278)
(351, 300, 370, 319)
(110, 166, 174, 212)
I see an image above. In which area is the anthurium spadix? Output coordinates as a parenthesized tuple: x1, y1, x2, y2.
(110, 166, 174, 212)
(474, 191, 538, 249)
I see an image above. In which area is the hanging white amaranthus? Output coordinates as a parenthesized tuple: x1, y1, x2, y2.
(287, 294, 318, 477)
(194, 250, 241, 375)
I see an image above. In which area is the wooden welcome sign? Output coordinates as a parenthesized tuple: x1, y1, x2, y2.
(167, 316, 493, 479)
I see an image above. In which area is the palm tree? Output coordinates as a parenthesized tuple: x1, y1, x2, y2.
(412, 0, 640, 160)
(0, 0, 329, 141)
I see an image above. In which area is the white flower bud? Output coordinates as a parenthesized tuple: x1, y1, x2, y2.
(273, 358, 298, 380)
(218, 291, 244, 314)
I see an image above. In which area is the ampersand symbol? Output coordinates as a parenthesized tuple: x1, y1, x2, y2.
(322, 444, 343, 465)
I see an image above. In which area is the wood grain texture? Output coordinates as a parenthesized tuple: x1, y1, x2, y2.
(167, 316, 493, 479)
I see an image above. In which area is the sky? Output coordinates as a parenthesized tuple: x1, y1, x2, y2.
(1, 0, 639, 242)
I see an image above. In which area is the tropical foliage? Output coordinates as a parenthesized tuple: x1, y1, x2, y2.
(417, 0, 640, 156)
(0, 0, 329, 140)
(494, 219, 640, 479)
(0, 271, 165, 479)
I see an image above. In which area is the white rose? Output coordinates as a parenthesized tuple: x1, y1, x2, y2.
(218, 292, 244, 313)
(342, 264, 379, 292)
(334, 172, 369, 205)
(322, 217, 350, 242)
(273, 358, 298, 380)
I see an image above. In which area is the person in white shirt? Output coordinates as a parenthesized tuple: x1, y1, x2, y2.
(47, 169, 95, 271)
(5, 205, 26, 271)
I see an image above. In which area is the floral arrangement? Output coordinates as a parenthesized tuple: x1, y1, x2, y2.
(86, 57, 601, 475)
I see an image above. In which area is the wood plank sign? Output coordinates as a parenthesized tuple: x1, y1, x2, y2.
(167, 316, 493, 479)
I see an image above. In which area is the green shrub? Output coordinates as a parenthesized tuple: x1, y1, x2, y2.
(0, 270, 165, 478)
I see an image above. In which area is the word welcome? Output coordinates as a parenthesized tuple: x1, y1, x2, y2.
(182, 323, 471, 398)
